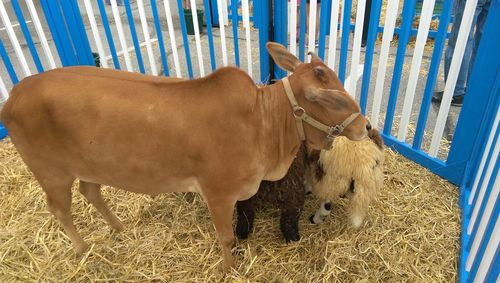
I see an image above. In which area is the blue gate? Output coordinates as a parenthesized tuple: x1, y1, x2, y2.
(0, 0, 498, 281)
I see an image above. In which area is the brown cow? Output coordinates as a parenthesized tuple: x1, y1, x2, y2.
(0, 42, 369, 271)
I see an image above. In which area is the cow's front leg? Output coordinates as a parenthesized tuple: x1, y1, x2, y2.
(206, 196, 237, 272)
(236, 199, 255, 239)
(310, 200, 332, 224)
(280, 208, 301, 242)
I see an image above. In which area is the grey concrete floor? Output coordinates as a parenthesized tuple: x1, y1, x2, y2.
(0, 0, 461, 159)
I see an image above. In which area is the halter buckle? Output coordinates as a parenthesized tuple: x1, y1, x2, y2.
(327, 125, 343, 139)
(293, 106, 306, 118)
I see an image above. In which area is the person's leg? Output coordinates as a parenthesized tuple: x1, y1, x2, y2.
(467, 0, 492, 81)
(361, 0, 373, 47)
(446, 0, 474, 97)
(435, 0, 474, 103)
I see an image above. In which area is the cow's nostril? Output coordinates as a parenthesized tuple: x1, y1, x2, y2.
(366, 123, 372, 131)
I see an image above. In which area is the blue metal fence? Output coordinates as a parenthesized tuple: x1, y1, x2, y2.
(0, 0, 498, 280)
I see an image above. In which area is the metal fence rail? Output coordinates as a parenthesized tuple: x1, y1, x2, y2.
(0, 0, 498, 279)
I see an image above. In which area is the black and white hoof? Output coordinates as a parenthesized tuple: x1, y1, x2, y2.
(310, 200, 332, 224)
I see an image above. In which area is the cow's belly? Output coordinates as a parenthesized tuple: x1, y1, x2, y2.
(77, 171, 202, 195)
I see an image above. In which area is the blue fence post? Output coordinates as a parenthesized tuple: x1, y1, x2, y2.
(230, 0, 241, 67)
(176, 0, 194, 78)
(359, 0, 382, 115)
(298, 0, 308, 62)
(203, 0, 217, 71)
(0, 39, 19, 84)
(150, 0, 170, 76)
(258, 0, 271, 83)
(441, 0, 500, 186)
(273, 0, 288, 79)
(40, 0, 93, 66)
(40, 0, 71, 66)
(383, 0, 416, 136)
(67, 0, 95, 65)
(413, 0, 453, 150)
(210, 0, 220, 26)
(317, 0, 331, 60)
(124, 0, 146, 73)
(97, 0, 121, 69)
(338, 0, 352, 82)
(11, 0, 44, 73)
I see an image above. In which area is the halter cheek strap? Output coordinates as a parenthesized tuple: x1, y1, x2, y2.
(281, 77, 360, 147)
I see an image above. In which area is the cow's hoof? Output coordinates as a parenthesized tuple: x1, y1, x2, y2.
(75, 242, 89, 256)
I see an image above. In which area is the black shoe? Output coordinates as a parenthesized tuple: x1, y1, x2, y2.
(361, 39, 367, 48)
(432, 91, 464, 107)
(432, 91, 444, 103)
(451, 95, 464, 106)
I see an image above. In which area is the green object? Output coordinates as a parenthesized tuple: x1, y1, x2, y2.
(92, 52, 100, 67)
(184, 8, 204, 35)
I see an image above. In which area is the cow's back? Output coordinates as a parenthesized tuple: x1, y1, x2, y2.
(1, 66, 262, 193)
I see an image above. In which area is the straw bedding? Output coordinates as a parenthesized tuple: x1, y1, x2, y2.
(0, 138, 460, 282)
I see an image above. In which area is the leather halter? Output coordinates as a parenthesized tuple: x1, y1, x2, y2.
(281, 77, 360, 149)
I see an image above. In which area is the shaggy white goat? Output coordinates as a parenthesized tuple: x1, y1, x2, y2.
(305, 129, 385, 228)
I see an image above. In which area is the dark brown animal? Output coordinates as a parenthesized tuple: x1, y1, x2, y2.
(0, 42, 369, 271)
(236, 144, 307, 242)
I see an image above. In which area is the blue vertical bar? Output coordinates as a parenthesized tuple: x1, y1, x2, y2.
(273, 0, 287, 78)
(466, 126, 499, 251)
(317, 0, 330, 60)
(0, 40, 19, 84)
(40, 0, 70, 66)
(67, 0, 94, 65)
(444, 0, 499, 184)
(359, 0, 382, 114)
(124, 0, 145, 73)
(298, 0, 307, 62)
(97, 0, 121, 69)
(210, 0, 220, 26)
(338, 0, 352, 82)
(150, 0, 170, 76)
(11, 0, 44, 73)
(231, 0, 240, 67)
(52, 0, 93, 65)
(467, 162, 499, 282)
(176, 0, 194, 78)
(258, 0, 270, 83)
(483, 256, 499, 283)
(413, 0, 453, 149)
(382, 0, 416, 135)
(0, 123, 7, 140)
(203, 0, 217, 71)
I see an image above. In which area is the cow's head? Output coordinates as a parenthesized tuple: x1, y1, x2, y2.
(267, 42, 370, 150)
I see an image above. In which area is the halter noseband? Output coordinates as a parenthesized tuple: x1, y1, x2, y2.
(282, 77, 360, 149)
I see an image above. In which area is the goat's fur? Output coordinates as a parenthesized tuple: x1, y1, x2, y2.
(306, 129, 385, 227)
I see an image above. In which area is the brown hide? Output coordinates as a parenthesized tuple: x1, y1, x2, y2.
(0, 42, 368, 271)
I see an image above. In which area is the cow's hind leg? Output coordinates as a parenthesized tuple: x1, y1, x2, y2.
(206, 197, 237, 272)
(78, 181, 124, 231)
(38, 174, 88, 254)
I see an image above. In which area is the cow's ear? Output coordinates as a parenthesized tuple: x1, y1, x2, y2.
(266, 42, 301, 72)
